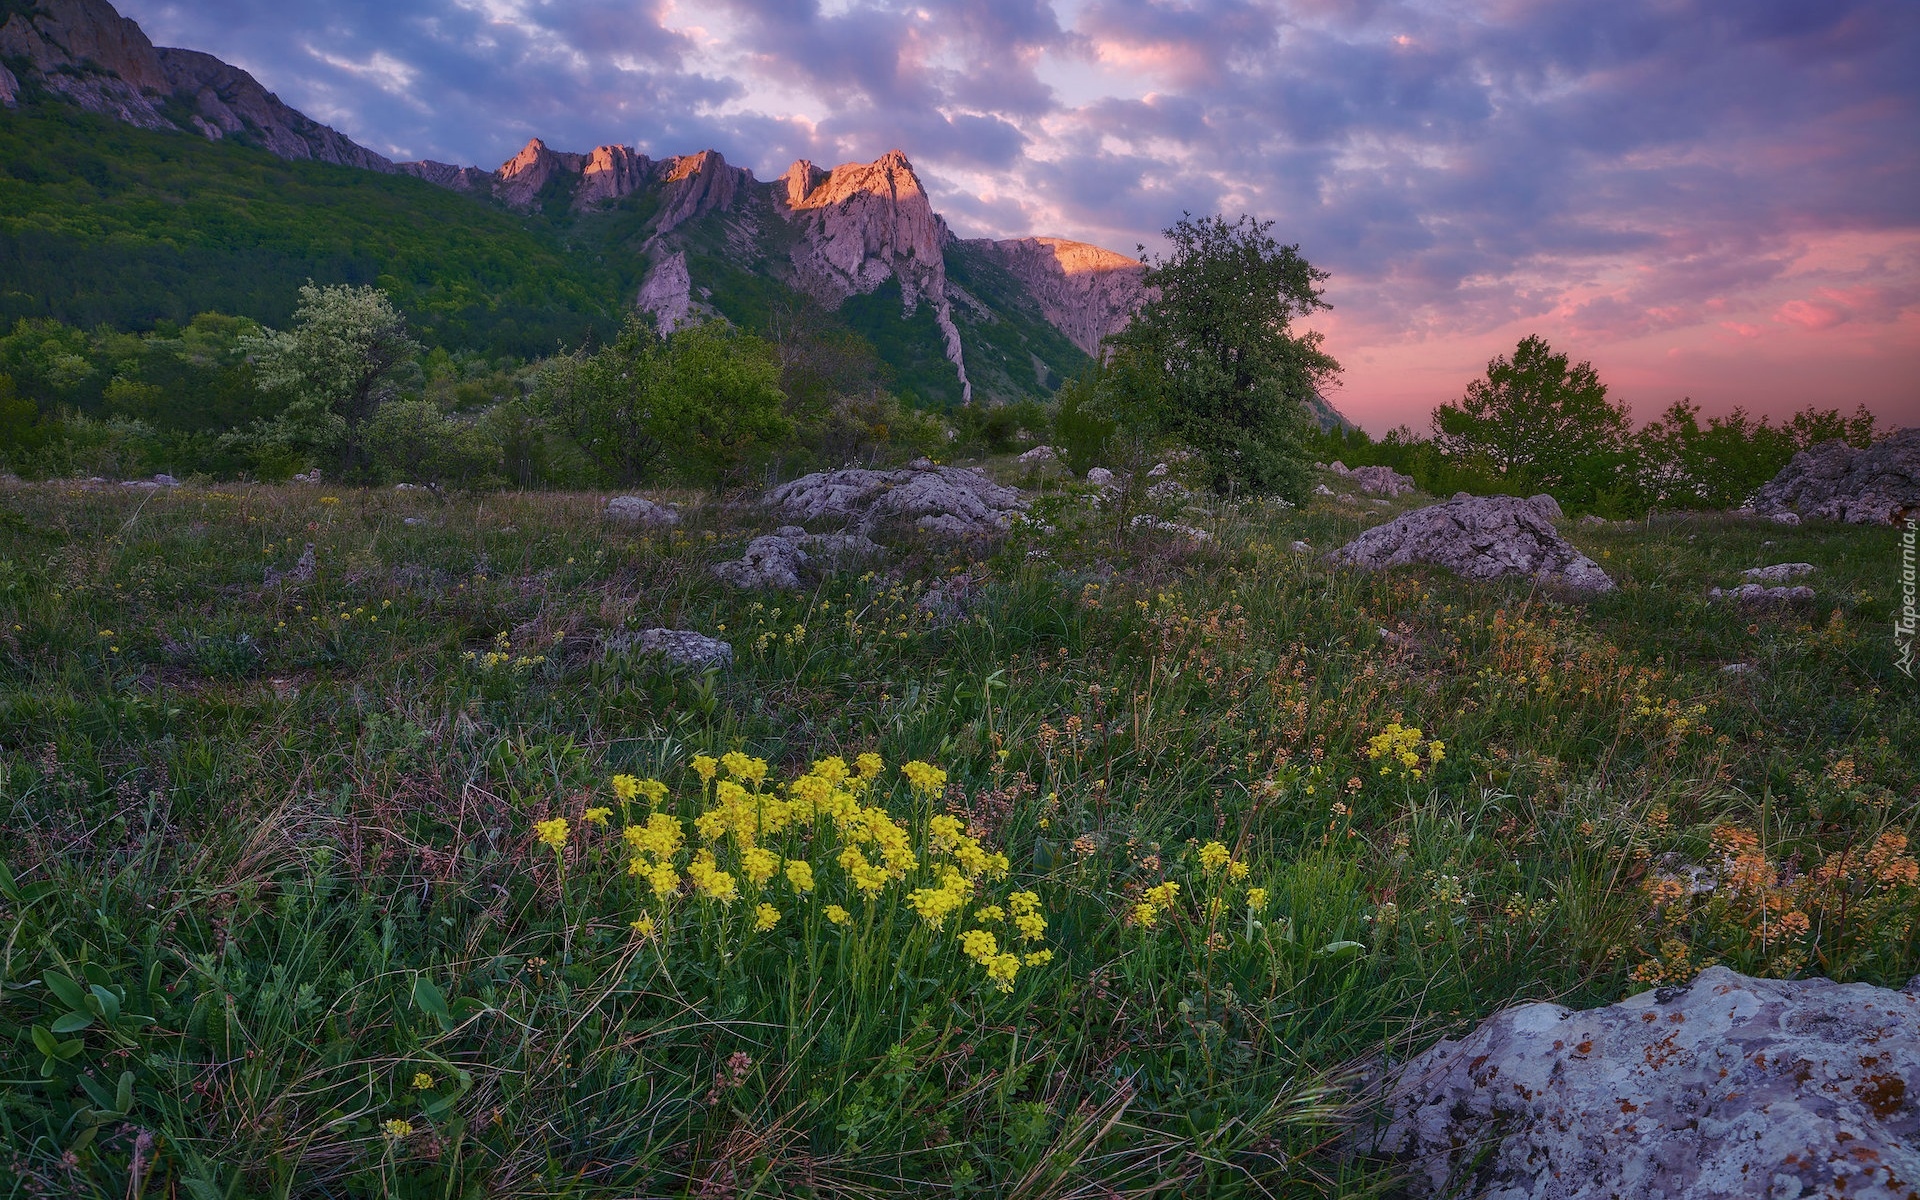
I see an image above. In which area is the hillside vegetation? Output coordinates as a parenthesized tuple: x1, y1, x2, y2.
(1, 469, 1912, 1196)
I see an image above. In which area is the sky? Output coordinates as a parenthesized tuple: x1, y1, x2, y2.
(115, 0, 1920, 433)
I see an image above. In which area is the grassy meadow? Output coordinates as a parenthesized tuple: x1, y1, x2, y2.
(1, 469, 1914, 1198)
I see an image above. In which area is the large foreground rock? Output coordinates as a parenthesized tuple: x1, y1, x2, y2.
(1367, 966, 1919, 1199)
(762, 460, 1027, 536)
(1327, 494, 1615, 594)
(711, 526, 886, 590)
(1754, 428, 1920, 525)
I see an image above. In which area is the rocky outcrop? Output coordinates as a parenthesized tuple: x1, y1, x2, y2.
(1743, 562, 1814, 583)
(1366, 966, 1919, 1200)
(492, 138, 585, 210)
(575, 144, 654, 209)
(781, 151, 971, 402)
(157, 48, 394, 169)
(0, 63, 18, 107)
(762, 461, 1028, 537)
(1328, 494, 1615, 594)
(1709, 583, 1814, 604)
(1754, 428, 1920, 525)
(654, 150, 751, 234)
(966, 237, 1146, 357)
(636, 250, 696, 334)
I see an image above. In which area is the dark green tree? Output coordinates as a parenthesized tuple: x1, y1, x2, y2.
(1104, 213, 1339, 500)
(1432, 335, 1631, 507)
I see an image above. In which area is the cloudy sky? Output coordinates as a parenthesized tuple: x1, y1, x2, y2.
(117, 0, 1920, 431)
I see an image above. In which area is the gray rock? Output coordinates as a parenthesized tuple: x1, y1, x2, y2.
(403, 517, 426, 526)
(1367, 965, 1919, 1200)
(1743, 562, 1816, 583)
(1327, 494, 1615, 594)
(607, 628, 733, 669)
(1314, 483, 1337, 497)
(1709, 583, 1814, 604)
(1351, 466, 1417, 497)
(1017, 445, 1057, 465)
(1146, 479, 1191, 503)
(605, 495, 681, 526)
(1289, 540, 1313, 553)
(1147, 462, 1170, 478)
(763, 463, 1028, 537)
(1129, 514, 1210, 541)
(1526, 493, 1562, 521)
(1753, 427, 1920, 525)
(1720, 662, 1755, 675)
(712, 534, 809, 590)
(1085, 467, 1116, 489)
(1578, 514, 1608, 527)
(153, 473, 180, 487)
(1770, 511, 1802, 525)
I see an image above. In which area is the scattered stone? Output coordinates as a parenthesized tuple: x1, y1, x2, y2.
(1720, 662, 1755, 675)
(1742, 562, 1815, 583)
(1753, 426, 1920, 525)
(1085, 467, 1115, 489)
(153, 473, 179, 487)
(1290, 540, 1313, 553)
(1146, 479, 1191, 503)
(763, 462, 1028, 537)
(264, 543, 316, 587)
(1147, 462, 1170, 478)
(1017, 445, 1057, 465)
(1353, 466, 1417, 497)
(605, 495, 682, 526)
(1365, 965, 1920, 1200)
(1770, 510, 1802, 526)
(1579, 514, 1608, 527)
(1327, 494, 1615, 594)
(1709, 583, 1814, 604)
(1129, 514, 1210, 541)
(394, 482, 420, 491)
(1526, 493, 1562, 521)
(403, 517, 426, 526)
(605, 628, 733, 670)
(122, 479, 160, 490)
(1314, 484, 1337, 497)
(291, 470, 321, 484)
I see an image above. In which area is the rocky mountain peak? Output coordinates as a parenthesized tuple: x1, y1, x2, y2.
(492, 137, 586, 209)
(654, 150, 752, 234)
(574, 144, 653, 210)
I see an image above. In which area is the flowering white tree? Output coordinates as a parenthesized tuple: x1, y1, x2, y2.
(240, 282, 419, 468)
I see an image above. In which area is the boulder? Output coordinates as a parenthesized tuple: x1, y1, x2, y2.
(1771, 511, 1801, 526)
(1085, 467, 1116, 489)
(1709, 583, 1814, 604)
(762, 462, 1027, 536)
(1327, 494, 1615, 594)
(1147, 462, 1170, 478)
(1753, 428, 1920, 525)
(712, 534, 809, 590)
(1352, 466, 1418, 497)
(606, 628, 733, 670)
(153, 473, 180, 487)
(1742, 562, 1815, 584)
(1526, 493, 1562, 521)
(605, 495, 681, 526)
(1017, 445, 1057, 465)
(1578, 514, 1608, 528)
(1366, 966, 1919, 1200)
(1146, 479, 1191, 503)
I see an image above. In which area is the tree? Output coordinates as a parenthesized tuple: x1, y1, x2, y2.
(535, 315, 791, 487)
(1105, 213, 1339, 501)
(238, 283, 420, 470)
(1433, 335, 1630, 508)
(362, 399, 501, 490)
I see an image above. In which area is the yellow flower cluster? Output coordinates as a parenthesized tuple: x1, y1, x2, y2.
(1366, 723, 1446, 781)
(534, 818, 568, 851)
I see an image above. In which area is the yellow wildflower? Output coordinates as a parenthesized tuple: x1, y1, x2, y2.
(784, 859, 815, 892)
(973, 904, 1006, 923)
(1199, 841, 1231, 872)
(985, 953, 1021, 992)
(611, 774, 640, 801)
(686, 850, 738, 904)
(742, 846, 780, 886)
(534, 818, 568, 851)
(646, 863, 679, 900)
(411, 1072, 434, 1090)
(753, 903, 780, 932)
(1227, 859, 1250, 882)
(692, 754, 718, 784)
(810, 756, 850, 785)
(1023, 949, 1053, 967)
(901, 760, 947, 797)
(855, 752, 884, 781)
(382, 1118, 413, 1139)
(1247, 887, 1269, 913)
(1144, 881, 1180, 909)
(630, 914, 656, 937)
(584, 807, 611, 826)
(824, 904, 852, 926)
(960, 928, 999, 963)
(1131, 902, 1158, 928)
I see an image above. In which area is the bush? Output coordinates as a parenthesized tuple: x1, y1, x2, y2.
(362, 399, 501, 490)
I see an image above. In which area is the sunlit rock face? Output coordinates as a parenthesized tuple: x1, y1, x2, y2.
(574, 144, 654, 210)
(778, 150, 971, 401)
(490, 138, 586, 210)
(965, 237, 1147, 357)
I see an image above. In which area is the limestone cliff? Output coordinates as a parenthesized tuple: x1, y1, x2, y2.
(966, 237, 1146, 357)
(653, 150, 753, 233)
(780, 151, 970, 401)
(574, 144, 653, 210)
(491, 138, 585, 210)
(156, 47, 395, 170)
